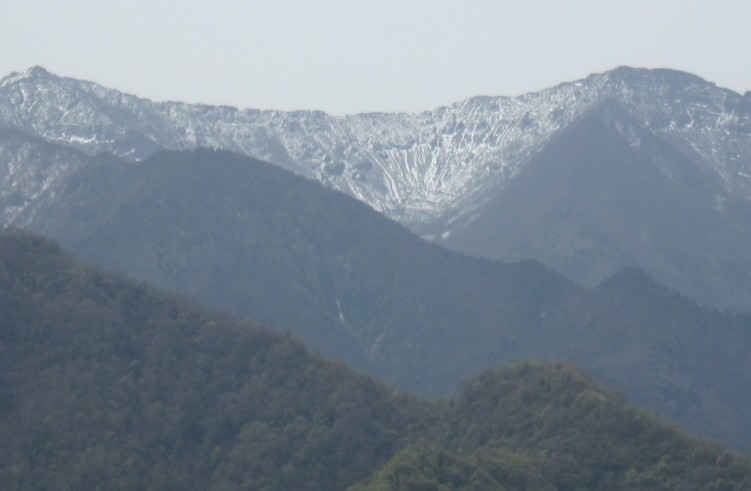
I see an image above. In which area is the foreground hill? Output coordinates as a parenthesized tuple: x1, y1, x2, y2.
(1, 230, 749, 490)
(0, 231, 430, 489)
(16, 148, 751, 454)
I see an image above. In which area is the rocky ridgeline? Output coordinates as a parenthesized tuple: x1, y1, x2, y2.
(2, 66, 749, 232)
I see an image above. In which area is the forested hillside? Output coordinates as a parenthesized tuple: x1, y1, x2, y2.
(1, 231, 750, 490)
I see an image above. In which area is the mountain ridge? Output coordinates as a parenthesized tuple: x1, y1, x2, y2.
(3, 65, 748, 229)
(3, 66, 751, 313)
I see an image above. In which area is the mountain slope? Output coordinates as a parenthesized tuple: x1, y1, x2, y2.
(441, 101, 751, 309)
(0, 230, 434, 490)
(1, 230, 750, 490)
(0, 126, 90, 225)
(2, 66, 751, 311)
(18, 148, 751, 454)
(21, 148, 571, 391)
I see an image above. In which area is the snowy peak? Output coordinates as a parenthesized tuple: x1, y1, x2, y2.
(586, 68, 751, 195)
(0, 66, 177, 159)
(603, 65, 710, 86)
(23, 65, 52, 79)
(0, 66, 52, 87)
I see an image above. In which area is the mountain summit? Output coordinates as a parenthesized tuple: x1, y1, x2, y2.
(2, 66, 751, 310)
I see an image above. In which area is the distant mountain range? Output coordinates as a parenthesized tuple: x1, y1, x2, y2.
(2, 230, 750, 489)
(2, 66, 751, 310)
(3, 66, 751, 452)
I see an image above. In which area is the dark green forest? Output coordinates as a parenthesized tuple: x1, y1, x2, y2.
(1, 230, 750, 490)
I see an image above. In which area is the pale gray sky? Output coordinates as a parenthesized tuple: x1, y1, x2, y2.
(2, 0, 750, 114)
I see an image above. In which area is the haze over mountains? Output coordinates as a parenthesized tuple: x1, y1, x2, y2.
(8, 147, 751, 456)
(2, 66, 751, 454)
(2, 66, 751, 311)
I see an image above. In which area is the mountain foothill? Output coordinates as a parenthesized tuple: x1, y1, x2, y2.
(1, 230, 750, 490)
(2, 66, 751, 487)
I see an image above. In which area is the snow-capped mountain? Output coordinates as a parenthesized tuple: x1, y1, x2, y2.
(4, 66, 748, 230)
(0, 66, 585, 230)
(2, 66, 751, 309)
